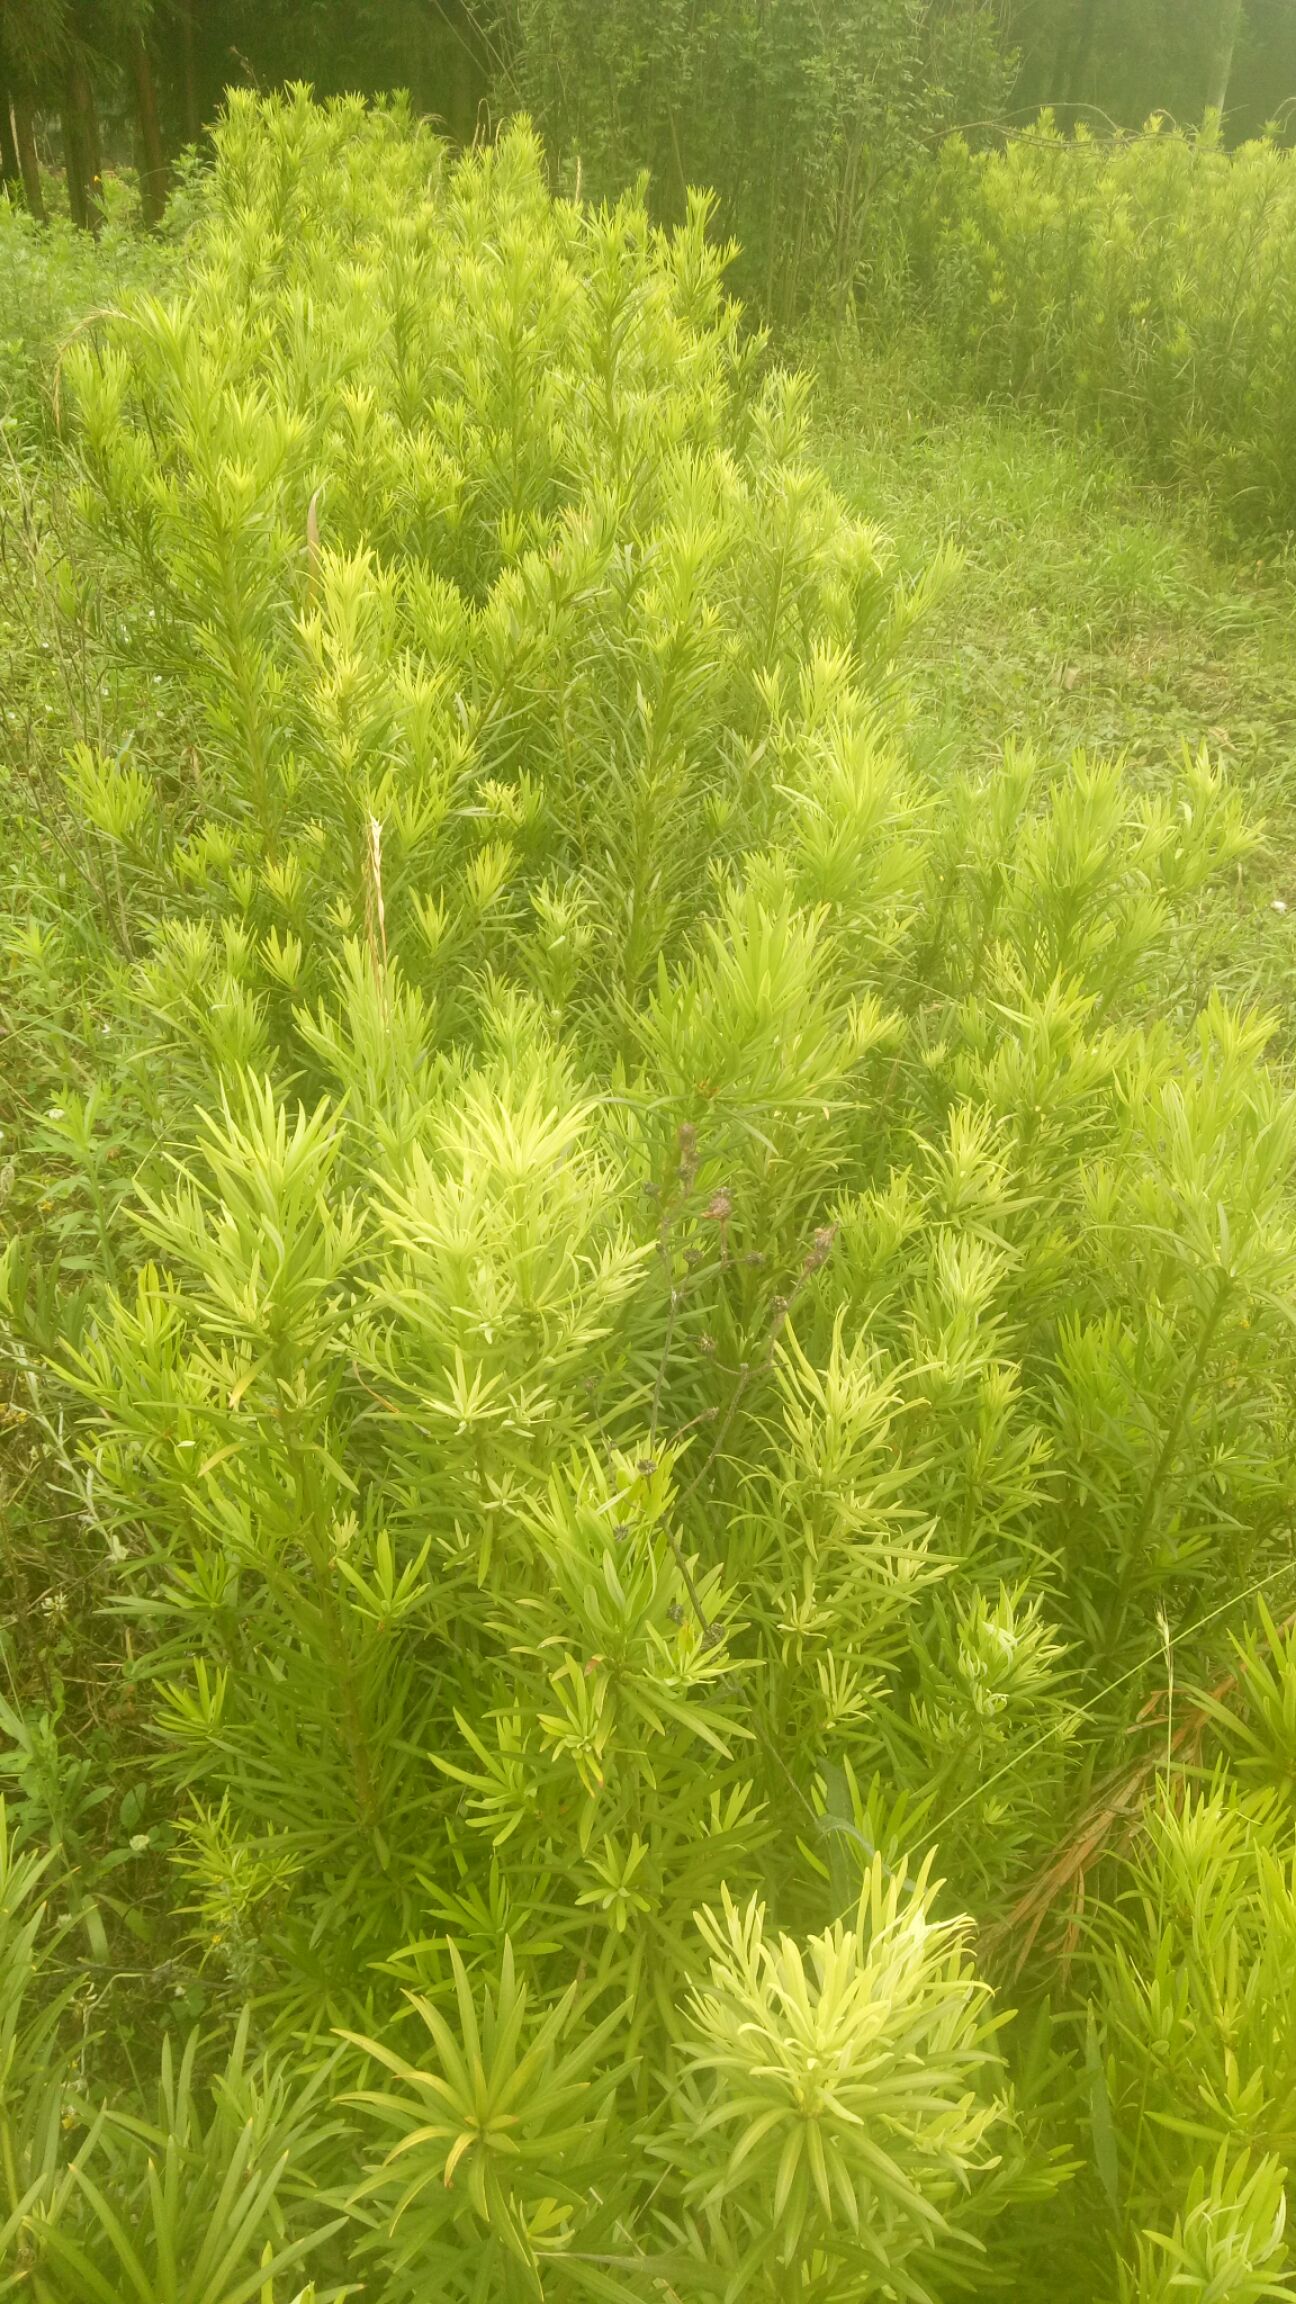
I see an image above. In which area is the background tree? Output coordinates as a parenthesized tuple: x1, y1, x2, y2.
(62, 0, 106, 230)
(146, 0, 488, 146)
(1208, 0, 1248, 108)
(0, 48, 20, 192)
(4, 0, 1296, 250)
(0, 0, 56, 216)
(122, 0, 167, 222)
(1231, 0, 1296, 132)
(483, 0, 1012, 319)
(1006, 0, 1296, 130)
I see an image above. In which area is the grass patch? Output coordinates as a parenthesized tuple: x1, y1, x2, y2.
(813, 331, 1296, 1025)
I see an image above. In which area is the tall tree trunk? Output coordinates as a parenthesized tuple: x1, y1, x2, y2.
(1022, 0, 1072, 110)
(177, 0, 201, 143)
(63, 50, 104, 233)
(130, 25, 168, 224)
(62, 105, 87, 229)
(1206, 0, 1245, 115)
(1064, 0, 1104, 108)
(0, 76, 21, 197)
(448, 30, 477, 144)
(1049, 0, 1082, 104)
(11, 93, 44, 219)
(438, 0, 486, 143)
(402, 1, 435, 117)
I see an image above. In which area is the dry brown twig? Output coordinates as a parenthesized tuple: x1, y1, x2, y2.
(981, 1606, 1296, 1984)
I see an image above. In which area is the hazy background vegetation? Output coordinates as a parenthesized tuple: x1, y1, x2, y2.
(4, 2, 1296, 272)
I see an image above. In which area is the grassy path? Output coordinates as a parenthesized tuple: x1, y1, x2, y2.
(813, 340, 1296, 1024)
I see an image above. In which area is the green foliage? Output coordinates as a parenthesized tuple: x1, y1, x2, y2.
(343, 1940, 628, 2297)
(26, 2017, 344, 2304)
(1066, 1763, 1296, 2301)
(5, 86, 1296, 2304)
(0, 1804, 75, 2288)
(664, 1858, 1010, 2298)
(907, 114, 1296, 538)
(0, 189, 185, 443)
(1122, 2148, 1292, 2304)
(490, 0, 1012, 322)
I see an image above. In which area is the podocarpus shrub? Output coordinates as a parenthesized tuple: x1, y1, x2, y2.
(5, 85, 1296, 2300)
(906, 114, 1296, 539)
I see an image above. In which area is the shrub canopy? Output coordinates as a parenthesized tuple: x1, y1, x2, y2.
(3, 86, 1296, 2304)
